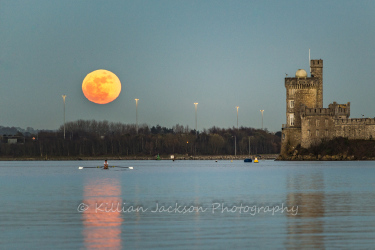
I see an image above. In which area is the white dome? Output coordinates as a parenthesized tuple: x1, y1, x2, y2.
(295, 69, 307, 78)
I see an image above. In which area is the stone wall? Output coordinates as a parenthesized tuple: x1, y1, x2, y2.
(335, 118, 375, 139)
(301, 114, 335, 148)
(281, 127, 301, 155)
(300, 116, 375, 148)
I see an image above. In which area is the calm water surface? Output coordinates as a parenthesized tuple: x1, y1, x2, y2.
(0, 160, 374, 249)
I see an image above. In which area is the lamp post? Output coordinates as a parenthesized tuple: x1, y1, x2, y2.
(236, 106, 239, 130)
(62, 95, 66, 139)
(135, 99, 139, 134)
(194, 103, 198, 136)
(260, 110, 264, 130)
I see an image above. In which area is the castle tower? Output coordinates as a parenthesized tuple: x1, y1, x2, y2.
(281, 59, 323, 155)
(310, 59, 323, 108)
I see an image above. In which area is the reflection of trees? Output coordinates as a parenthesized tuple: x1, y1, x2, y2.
(0, 120, 281, 157)
(285, 173, 325, 249)
(82, 178, 123, 249)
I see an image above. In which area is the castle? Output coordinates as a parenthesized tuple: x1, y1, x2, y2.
(280, 59, 375, 156)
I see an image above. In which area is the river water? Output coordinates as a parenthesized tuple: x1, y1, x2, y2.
(0, 160, 374, 249)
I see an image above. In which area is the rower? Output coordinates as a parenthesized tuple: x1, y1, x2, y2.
(104, 159, 109, 169)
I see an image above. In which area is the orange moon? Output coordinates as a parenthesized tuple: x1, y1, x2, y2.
(82, 69, 121, 104)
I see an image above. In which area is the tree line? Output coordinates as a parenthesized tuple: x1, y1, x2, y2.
(0, 120, 281, 158)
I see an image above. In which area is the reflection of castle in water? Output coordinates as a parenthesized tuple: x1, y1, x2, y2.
(285, 172, 325, 249)
(284, 170, 362, 248)
(82, 178, 123, 249)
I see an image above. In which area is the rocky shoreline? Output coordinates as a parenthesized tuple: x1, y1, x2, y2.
(278, 138, 375, 161)
(277, 154, 375, 161)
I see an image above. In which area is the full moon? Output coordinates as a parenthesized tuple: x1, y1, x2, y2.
(82, 69, 121, 104)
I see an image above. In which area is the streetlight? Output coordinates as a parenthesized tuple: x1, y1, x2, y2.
(260, 110, 264, 130)
(135, 99, 139, 134)
(236, 106, 239, 130)
(194, 103, 198, 135)
(62, 95, 66, 139)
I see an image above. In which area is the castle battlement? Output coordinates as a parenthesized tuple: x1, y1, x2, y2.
(285, 78, 320, 89)
(301, 107, 331, 116)
(335, 118, 375, 125)
(286, 83, 320, 89)
(301, 102, 350, 118)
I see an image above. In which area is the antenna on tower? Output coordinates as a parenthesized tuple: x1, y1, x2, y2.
(309, 48, 311, 74)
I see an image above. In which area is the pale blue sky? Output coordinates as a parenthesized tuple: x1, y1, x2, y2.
(1, 0, 374, 132)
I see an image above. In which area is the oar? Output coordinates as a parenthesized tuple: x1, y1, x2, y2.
(111, 166, 134, 169)
(78, 166, 133, 170)
(78, 166, 102, 169)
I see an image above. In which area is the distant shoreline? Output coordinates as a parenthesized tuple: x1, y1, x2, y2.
(4, 154, 374, 161)
(0, 154, 279, 161)
(277, 155, 375, 161)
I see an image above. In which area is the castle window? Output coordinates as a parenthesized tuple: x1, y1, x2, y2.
(282, 133, 285, 140)
(308, 130, 311, 136)
(325, 119, 328, 126)
(308, 119, 311, 126)
(325, 130, 329, 136)
(316, 120, 320, 126)
(289, 114, 294, 126)
(316, 130, 319, 136)
(289, 100, 294, 108)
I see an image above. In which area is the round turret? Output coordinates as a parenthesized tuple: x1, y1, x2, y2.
(295, 69, 307, 78)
